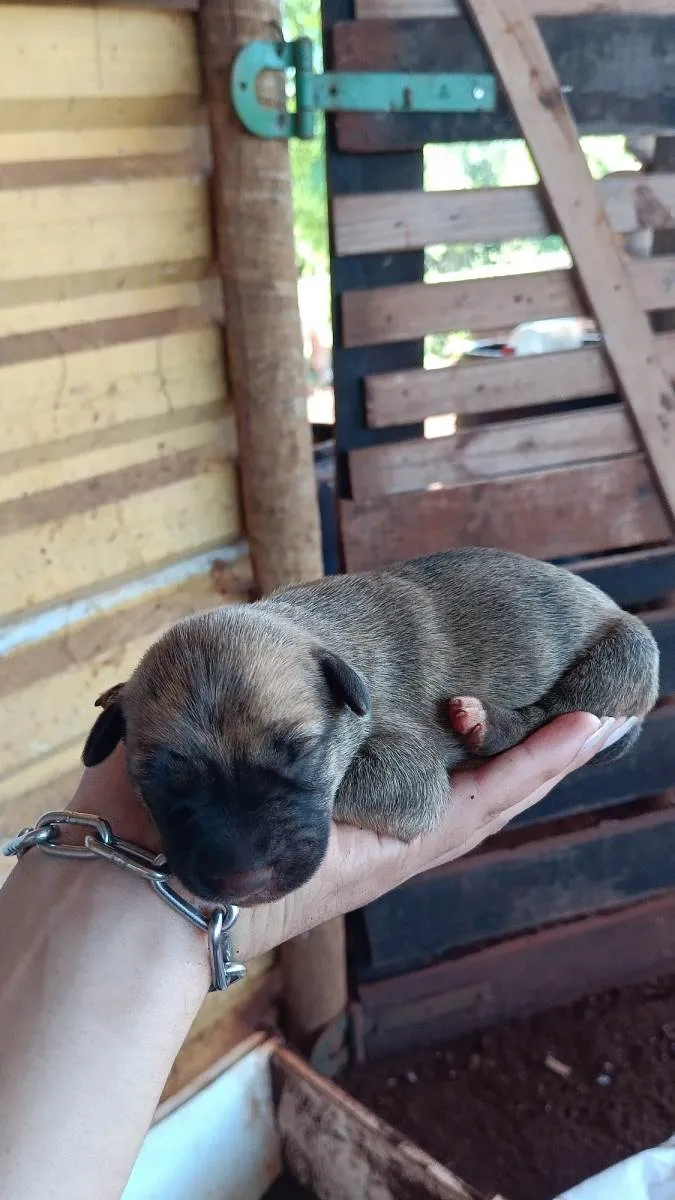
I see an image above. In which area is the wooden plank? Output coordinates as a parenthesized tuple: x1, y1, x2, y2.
(340, 456, 670, 572)
(465, 0, 675, 522)
(358, 893, 675, 1058)
(342, 255, 675, 349)
(361, 808, 675, 977)
(357, 0, 675, 18)
(323, 0, 426, 461)
(0, 8, 200, 103)
(333, 172, 675, 258)
(0, 327, 226, 454)
(514, 704, 675, 830)
(0, 177, 210, 287)
(350, 407, 636, 499)
(573, 546, 675, 607)
(333, 15, 675, 150)
(273, 1047, 477, 1200)
(0, 469, 241, 621)
(365, 337, 675, 429)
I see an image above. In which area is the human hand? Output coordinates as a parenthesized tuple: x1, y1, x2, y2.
(233, 713, 628, 961)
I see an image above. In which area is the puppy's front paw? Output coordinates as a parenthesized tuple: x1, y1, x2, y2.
(448, 696, 487, 753)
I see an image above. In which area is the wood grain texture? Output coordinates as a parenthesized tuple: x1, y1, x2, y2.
(333, 172, 675, 257)
(342, 255, 675, 348)
(201, 0, 341, 1044)
(513, 703, 675, 829)
(359, 893, 675, 1058)
(274, 1047, 476, 1200)
(357, 0, 675, 18)
(334, 14, 675, 149)
(464, 0, 675, 522)
(340, 456, 670, 572)
(365, 334, 675, 427)
(362, 808, 675, 977)
(350, 407, 636, 498)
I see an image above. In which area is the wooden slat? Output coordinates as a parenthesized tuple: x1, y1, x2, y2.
(340, 456, 670, 572)
(333, 15, 675, 150)
(465, 0, 675, 521)
(350, 406, 635, 498)
(514, 704, 675, 829)
(341, 255, 675, 349)
(365, 336, 675, 428)
(273, 1047, 476, 1200)
(358, 893, 675, 1058)
(0, 327, 226, 454)
(333, 172, 675, 257)
(356, 0, 675, 19)
(361, 808, 675, 978)
(574, 546, 675, 608)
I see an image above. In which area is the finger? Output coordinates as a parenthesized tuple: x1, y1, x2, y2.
(402, 713, 617, 877)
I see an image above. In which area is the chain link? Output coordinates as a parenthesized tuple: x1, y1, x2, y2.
(2, 811, 247, 992)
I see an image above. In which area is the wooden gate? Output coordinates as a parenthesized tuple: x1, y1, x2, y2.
(322, 0, 675, 1053)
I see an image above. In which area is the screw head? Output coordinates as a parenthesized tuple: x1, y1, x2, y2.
(472, 85, 486, 101)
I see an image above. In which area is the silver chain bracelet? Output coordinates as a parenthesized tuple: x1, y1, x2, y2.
(2, 811, 247, 992)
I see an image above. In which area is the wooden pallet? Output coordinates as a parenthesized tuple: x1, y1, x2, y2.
(323, 0, 675, 1032)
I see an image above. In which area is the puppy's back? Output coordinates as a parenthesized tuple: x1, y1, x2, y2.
(266, 547, 622, 711)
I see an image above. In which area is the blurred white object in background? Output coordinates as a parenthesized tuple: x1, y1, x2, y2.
(553, 1134, 675, 1200)
(502, 316, 601, 357)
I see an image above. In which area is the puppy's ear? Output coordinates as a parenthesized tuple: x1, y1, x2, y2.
(82, 683, 126, 767)
(316, 650, 370, 717)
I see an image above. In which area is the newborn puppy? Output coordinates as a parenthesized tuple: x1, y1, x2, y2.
(82, 548, 659, 906)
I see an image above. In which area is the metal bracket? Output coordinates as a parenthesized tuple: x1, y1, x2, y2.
(231, 37, 496, 140)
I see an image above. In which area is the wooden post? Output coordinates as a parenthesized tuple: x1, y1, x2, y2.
(199, 0, 348, 1044)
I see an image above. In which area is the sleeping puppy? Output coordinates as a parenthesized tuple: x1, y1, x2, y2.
(83, 548, 659, 907)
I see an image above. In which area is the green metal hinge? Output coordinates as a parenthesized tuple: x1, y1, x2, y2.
(231, 36, 496, 140)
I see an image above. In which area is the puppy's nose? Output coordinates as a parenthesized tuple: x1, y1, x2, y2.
(222, 866, 274, 900)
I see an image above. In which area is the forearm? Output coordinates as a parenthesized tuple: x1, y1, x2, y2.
(0, 757, 210, 1200)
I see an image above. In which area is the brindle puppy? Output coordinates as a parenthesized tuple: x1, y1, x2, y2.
(83, 548, 659, 906)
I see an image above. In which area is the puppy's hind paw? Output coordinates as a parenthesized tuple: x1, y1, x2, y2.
(448, 696, 487, 753)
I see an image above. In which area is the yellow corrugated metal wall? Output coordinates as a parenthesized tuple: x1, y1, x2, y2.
(0, 5, 275, 1093)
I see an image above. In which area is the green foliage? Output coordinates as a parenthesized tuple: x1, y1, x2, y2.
(283, 0, 329, 277)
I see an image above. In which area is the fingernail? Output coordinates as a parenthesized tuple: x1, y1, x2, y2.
(582, 716, 616, 750)
(602, 715, 639, 750)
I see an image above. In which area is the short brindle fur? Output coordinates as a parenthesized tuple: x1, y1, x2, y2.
(83, 548, 659, 906)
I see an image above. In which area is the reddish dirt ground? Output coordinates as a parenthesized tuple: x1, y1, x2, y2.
(341, 974, 675, 1200)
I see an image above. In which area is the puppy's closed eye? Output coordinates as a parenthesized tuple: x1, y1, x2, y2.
(270, 727, 324, 770)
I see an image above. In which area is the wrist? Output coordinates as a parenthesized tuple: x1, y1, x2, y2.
(67, 744, 161, 851)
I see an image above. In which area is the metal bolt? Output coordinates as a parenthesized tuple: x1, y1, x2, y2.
(472, 85, 486, 101)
